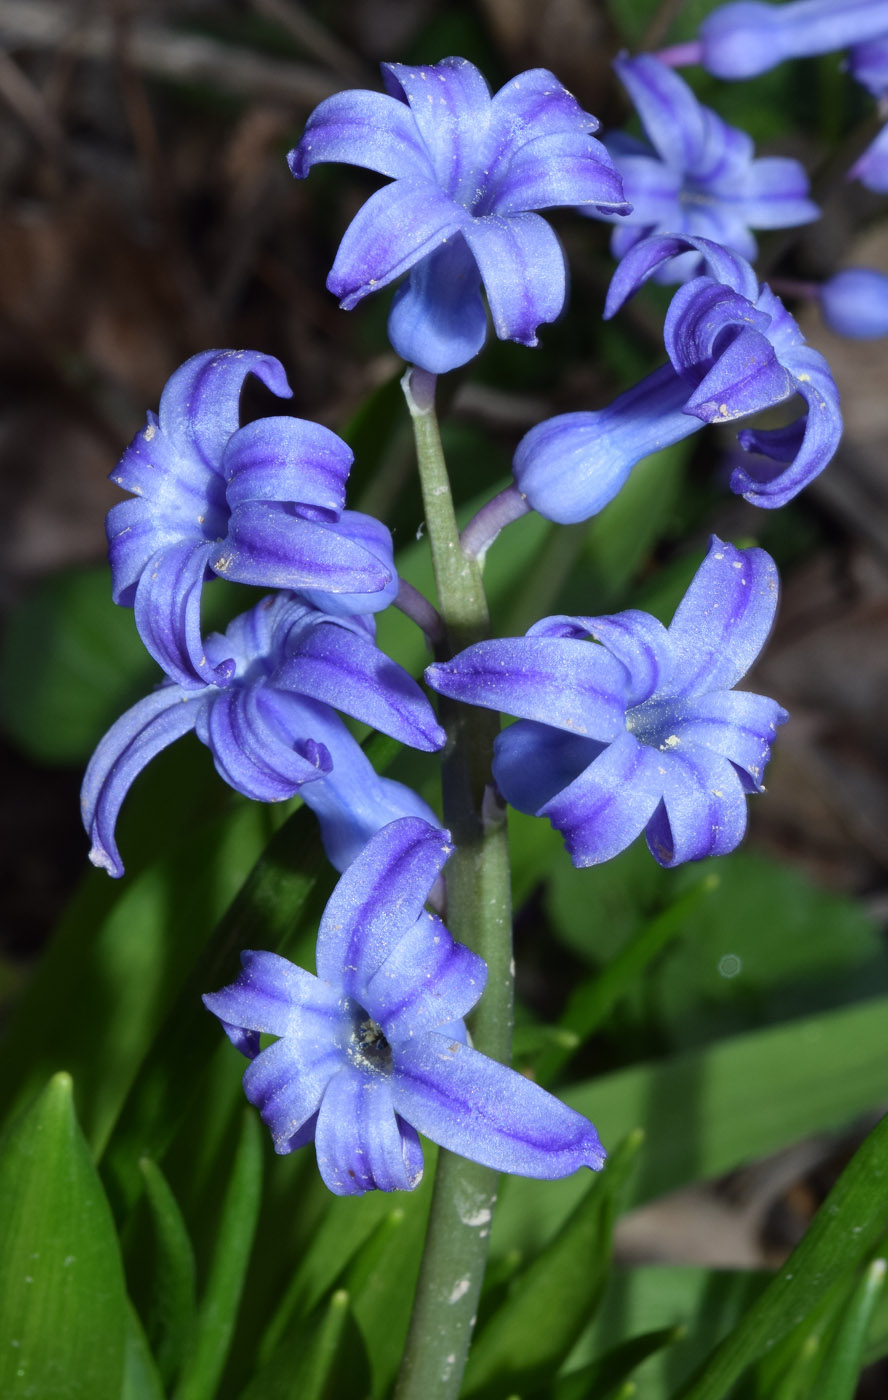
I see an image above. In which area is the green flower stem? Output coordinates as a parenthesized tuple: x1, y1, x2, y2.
(393, 367, 513, 1400)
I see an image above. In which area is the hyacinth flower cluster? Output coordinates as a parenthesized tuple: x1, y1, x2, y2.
(288, 56, 630, 372)
(583, 54, 817, 281)
(82, 41, 838, 1269)
(513, 233, 842, 524)
(204, 818, 605, 1194)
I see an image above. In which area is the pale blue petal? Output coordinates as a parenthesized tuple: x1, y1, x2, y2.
(462, 212, 565, 346)
(157, 349, 291, 472)
(81, 684, 203, 877)
(614, 54, 708, 169)
(391, 1034, 606, 1177)
(663, 537, 778, 696)
(300, 511, 399, 616)
(316, 817, 452, 996)
(540, 729, 666, 866)
(382, 58, 492, 203)
(387, 236, 488, 372)
(426, 637, 628, 739)
(670, 689, 788, 790)
(529, 609, 674, 706)
(242, 1035, 342, 1153)
(134, 539, 234, 689)
(222, 416, 352, 516)
(493, 720, 604, 814)
(645, 747, 748, 866)
(288, 88, 434, 182)
(203, 950, 341, 1041)
(328, 178, 466, 309)
(275, 620, 446, 752)
(216, 501, 392, 594)
(314, 1066, 424, 1194)
(198, 685, 332, 801)
(365, 909, 486, 1042)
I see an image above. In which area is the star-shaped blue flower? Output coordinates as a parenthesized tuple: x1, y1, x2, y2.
(82, 592, 444, 878)
(513, 233, 842, 523)
(426, 539, 788, 868)
(204, 818, 606, 1194)
(582, 55, 817, 283)
(288, 57, 629, 373)
(108, 349, 397, 689)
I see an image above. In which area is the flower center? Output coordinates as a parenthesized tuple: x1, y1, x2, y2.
(351, 1013, 393, 1072)
(625, 696, 686, 752)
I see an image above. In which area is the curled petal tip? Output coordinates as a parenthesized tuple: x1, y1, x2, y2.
(88, 843, 123, 879)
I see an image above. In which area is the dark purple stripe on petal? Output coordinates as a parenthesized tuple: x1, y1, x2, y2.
(645, 746, 747, 866)
(157, 349, 291, 474)
(288, 87, 434, 182)
(81, 684, 204, 877)
(663, 537, 779, 695)
(222, 417, 353, 515)
(316, 817, 452, 999)
(391, 1033, 606, 1177)
(463, 212, 565, 346)
(314, 1066, 423, 1193)
(133, 539, 233, 690)
(540, 729, 665, 867)
(365, 908, 486, 1041)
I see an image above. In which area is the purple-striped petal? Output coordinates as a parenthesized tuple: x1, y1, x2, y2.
(645, 747, 748, 866)
(606, 233, 759, 317)
(275, 620, 446, 752)
(315, 817, 452, 996)
(733, 345, 842, 506)
(365, 909, 486, 1042)
(216, 501, 392, 594)
(512, 363, 699, 525)
(539, 729, 666, 866)
(222, 416, 353, 517)
(530, 609, 673, 706)
(462, 212, 566, 346)
(81, 683, 204, 878)
(134, 539, 234, 689)
(299, 511, 399, 616)
(683, 325, 795, 422)
(391, 1033, 606, 1177)
(729, 157, 819, 228)
(328, 178, 466, 309)
(197, 684, 333, 802)
(492, 720, 604, 815)
(203, 949, 342, 1041)
(592, 152, 682, 226)
(382, 58, 492, 204)
(426, 637, 628, 738)
(671, 689, 788, 790)
(490, 131, 628, 216)
(387, 236, 488, 373)
(664, 277, 773, 375)
(315, 1068, 424, 1194)
(243, 1035, 342, 1153)
(663, 537, 779, 696)
(614, 55, 708, 170)
(157, 349, 292, 472)
(287, 88, 434, 182)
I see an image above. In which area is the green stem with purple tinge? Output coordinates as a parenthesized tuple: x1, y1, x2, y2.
(393, 367, 513, 1400)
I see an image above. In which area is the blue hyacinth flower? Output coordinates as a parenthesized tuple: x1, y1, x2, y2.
(427, 539, 787, 869)
(513, 233, 842, 523)
(288, 57, 630, 373)
(582, 55, 817, 282)
(82, 593, 445, 878)
(820, 268, 888, 337)
(108, 350, 397, 690)
(666, 0, 888, 80)
(204, 817, 606, 1194)
(848, 33, 888, 93)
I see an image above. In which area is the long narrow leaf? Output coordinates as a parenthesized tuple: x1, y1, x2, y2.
(139, 1156, 198, 1387)
(174, 1109, 264, 1400)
